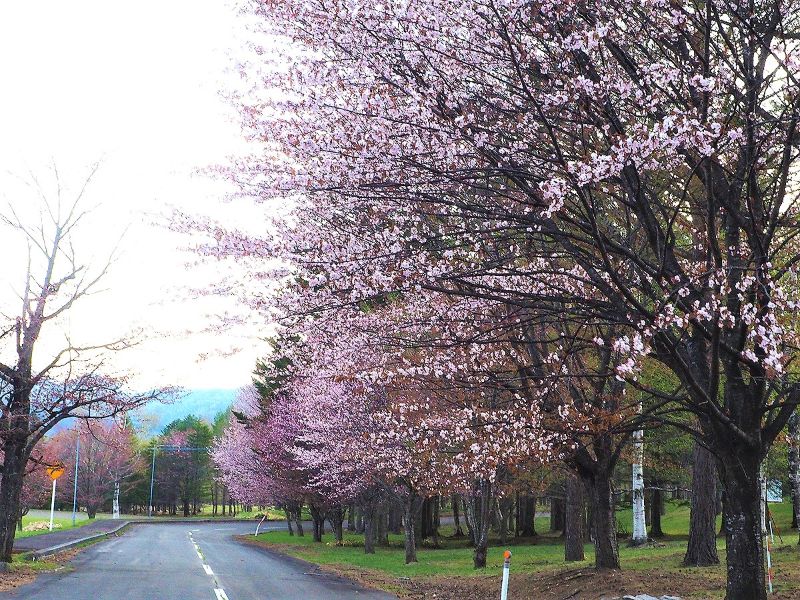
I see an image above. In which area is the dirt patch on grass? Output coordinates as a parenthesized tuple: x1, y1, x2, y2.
(0, 545, 85, 592)
(0, 565, 36, 592)
(393, 567, 725, 599)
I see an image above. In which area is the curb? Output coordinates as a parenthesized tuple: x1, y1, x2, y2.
(27, 521, 133, 561)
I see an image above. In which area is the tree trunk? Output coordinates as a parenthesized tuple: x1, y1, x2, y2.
(565, 473, 585, 561)
(87, 505, 98, 519)
(294, 508, 304, 537)
(284, 508, 294, 536)
(183, 499, 190, 518)
(328, 507, 344, 544)
(431, 496, 440, 546)
(631, 428, 647, 546)
(392, 504, 403, 535)
(451, 494, 465, 537)
(356, 508, 364, 534)
(550, 496, 565, 532)
(789, 411, 800, 532)
(468, 479, 492, 568)
(649, 487, 664, 538)
(347, 504, 356, 532)
(0, 439, 27, 564)
(498, 497, 512, 545)
(719, 451, 766, 600)
(363, 505, 375, 554)
(309, 505, 325, 542)
(684, 443, 719, 566)
(520, 495, 536, 536)
(588, 470, 619, 569)
(403, 492, 422, 564)
(462, 494, 476, 546)
(376, 506, 388, 547)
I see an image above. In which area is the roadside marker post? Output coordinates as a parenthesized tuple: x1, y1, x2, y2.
(500, 550, 512, 600)
(46, 464, 65, 531)
(255, 512, 268, 537)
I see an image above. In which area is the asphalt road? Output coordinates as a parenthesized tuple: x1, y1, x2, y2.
(2, 521, 397, 600)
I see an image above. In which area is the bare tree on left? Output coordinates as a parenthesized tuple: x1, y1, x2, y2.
(0, 164, 167, 566)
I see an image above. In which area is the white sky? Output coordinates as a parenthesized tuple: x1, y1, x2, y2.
(0, 1, 269, 390)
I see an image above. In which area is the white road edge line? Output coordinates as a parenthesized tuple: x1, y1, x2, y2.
(214, 589, 229, 600)
(203, 564, 214, 575)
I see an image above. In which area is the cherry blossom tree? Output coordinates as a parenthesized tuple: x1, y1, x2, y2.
(51, 420, 140, 519)
(206, 2, 800, 596)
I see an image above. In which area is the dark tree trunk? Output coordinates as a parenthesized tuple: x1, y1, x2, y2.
(451, 494, 465, 537)
(309, 505, 326, 542)
(392, 506, 403, 535)
(789, 411, 800, 531)
(420, 497, 432, 538)
(469, 480, 492, 568)
(523, 495, 537, 536)
(363, 505, 375, 554)
(183, 499, 190, 517)
(649, 487, 664, 538)
(431, 496, 440, 546)
(498, 496, 513, 545)
(294, 509, 304, 537)
(284, 508, 294, 536)
(356, 508, 364, 534)
(565, 473, 585, 561)
(588, 470, 619, 569)
(87, 506, 98, 519)
(719, 449, 766, 600)
(550, 496, 565, 532)
(347, 504, 356, 532)
(376, 506, 388, 547)
(0, 438, 27, 564)
(684, 443, 719, 566)
(463, 494, 475, 546)
(403, 492, 423, 564)
(328, 506, 344, 544)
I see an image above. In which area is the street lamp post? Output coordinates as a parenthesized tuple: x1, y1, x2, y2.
(148, 445, 208, 518)
(148, 444, 157, 518)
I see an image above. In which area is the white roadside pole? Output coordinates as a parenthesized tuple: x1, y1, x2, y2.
(46, 465, 65, 531)
(500, 550, 512, 600)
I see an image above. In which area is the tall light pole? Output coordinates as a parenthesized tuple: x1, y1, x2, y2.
(147, 445, 208, 518)
(148, 444, 157, 518)
(71, 437, 80, 527)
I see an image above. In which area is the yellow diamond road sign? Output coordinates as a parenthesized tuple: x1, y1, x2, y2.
(47, 465, 65, 480)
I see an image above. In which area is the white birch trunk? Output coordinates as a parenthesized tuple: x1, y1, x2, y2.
(631, 427, 647, 545)
(113, 481, 120, 519)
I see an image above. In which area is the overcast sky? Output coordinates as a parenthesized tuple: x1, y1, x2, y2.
(0, 1, 267, 390)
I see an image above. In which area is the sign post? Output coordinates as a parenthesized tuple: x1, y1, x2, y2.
(47, 464, 65, 532)
(500, 550, 512, 600)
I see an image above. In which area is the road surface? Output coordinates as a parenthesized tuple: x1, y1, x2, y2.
(2, 521, 396, 600)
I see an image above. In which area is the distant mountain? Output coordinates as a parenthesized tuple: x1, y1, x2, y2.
(131, 388, 237, 436)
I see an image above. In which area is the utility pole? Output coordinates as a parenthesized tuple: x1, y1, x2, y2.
(147, 445, 209, 519)
(148, 444, 157, 518)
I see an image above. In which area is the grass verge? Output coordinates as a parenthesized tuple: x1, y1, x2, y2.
(242, 500, 800, 599)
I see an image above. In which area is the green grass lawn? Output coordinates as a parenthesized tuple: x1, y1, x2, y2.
(15, 515, 92, 539)
(248, 500, 800, 598)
